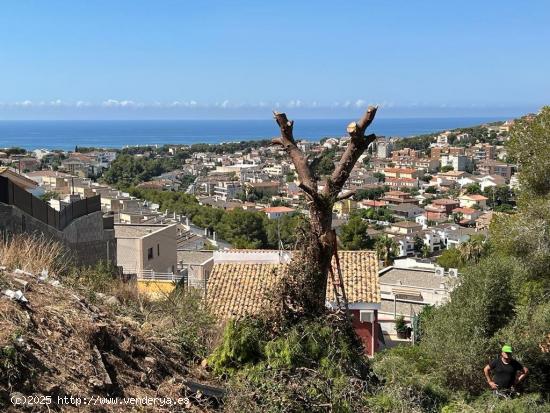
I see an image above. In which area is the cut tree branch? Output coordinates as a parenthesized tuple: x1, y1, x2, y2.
(325, 106, 378, 199)
(272, 111, 319, 200)
(336, 191, 356, 201)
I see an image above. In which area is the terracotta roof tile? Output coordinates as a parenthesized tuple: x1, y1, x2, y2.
(206, 250, 380, 320)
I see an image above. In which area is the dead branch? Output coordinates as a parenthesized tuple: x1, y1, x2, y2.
(272, 111, 319, 201)
(325, 106, 378, 199)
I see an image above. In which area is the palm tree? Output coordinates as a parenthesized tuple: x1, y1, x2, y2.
(421, 244, 431, 258)
(376, 235, 398, 267)
(457, 235, 486, 263)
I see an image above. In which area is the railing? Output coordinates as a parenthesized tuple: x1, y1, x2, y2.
(124, 268, 187, 283)
(0, 176, 101, 231)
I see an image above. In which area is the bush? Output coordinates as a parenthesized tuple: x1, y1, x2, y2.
(395, 315, 407, 334)
(420, 255, 521, 392)
(370, 346, 450, 413)
(210, 314, 371, 412)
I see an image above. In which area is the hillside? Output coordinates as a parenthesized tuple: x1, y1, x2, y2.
(0, 238, 220, 412)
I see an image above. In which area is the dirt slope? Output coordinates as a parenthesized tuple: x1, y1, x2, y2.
(0, 267, 218, 412)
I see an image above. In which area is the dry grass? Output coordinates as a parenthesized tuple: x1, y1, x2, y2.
(0, 233, 72, 275)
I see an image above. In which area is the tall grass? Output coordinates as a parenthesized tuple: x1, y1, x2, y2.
(0, 233, 72, 275)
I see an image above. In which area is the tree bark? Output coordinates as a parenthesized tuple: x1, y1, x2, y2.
(272, 107, 378, 315)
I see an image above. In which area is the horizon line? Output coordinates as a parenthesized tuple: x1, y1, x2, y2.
(0, 115, 510, 122)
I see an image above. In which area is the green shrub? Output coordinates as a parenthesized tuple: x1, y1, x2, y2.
(210, 315, 371, 412)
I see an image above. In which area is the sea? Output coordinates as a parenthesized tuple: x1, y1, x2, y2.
(0, 117, 502, 151)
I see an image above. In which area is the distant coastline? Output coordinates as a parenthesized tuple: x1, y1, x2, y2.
(0, 117, 504, 151)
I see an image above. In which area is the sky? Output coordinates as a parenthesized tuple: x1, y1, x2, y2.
(0, 0, 549, 120)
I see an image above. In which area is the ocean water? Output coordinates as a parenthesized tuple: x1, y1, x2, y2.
(0, 117, 501, 151)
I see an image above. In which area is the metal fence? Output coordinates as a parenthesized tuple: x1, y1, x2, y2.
(0, 176, 101, 231)
(124, 268, 186, 283)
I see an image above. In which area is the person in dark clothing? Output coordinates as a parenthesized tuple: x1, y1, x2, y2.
(483, 344, 528, 393)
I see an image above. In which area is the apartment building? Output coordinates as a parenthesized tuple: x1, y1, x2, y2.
(213, 181, 242, 201)
(115, 223, 178, 275)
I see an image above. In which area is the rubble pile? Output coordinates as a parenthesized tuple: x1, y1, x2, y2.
(0, 267, 219, 412)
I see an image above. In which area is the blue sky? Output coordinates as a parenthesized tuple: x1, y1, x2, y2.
(0, 0, 548, 119)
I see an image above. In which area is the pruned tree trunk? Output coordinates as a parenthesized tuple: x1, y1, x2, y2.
(273, 107, 378, 315)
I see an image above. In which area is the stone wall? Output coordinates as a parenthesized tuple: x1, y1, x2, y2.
(0, 203, 116, 267)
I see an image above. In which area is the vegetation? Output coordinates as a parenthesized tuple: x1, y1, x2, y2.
(0, 234, 219, 410)
(339, 215, 372, 250)
(310, 148, 337, 178)
(464, 182, 482, 195)
(102, 154, 183, 188)
(375, 235, 398, 266)
(39, 190, 60, 202)
(356, 206, 395, 223)
(484, 184, 514, 209)
(130, 187, 302, 249)
(354, 186, 388, 201)
(101, 139, 273, 189)
(210, 315, 370, 412)
(368, 107, 550, 412)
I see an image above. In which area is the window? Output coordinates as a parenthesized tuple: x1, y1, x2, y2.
(157, 244, 160, 256)
(147, 247, 153, 260)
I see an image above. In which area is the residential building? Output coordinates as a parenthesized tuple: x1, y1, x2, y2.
(459, 194, 488, 209)
(262, 206, 296, 219)
(476, 160, 513, 180)
(388, 203, 425, 219)
(213, 181, 242, 201)
(385, 177, 419, 190)
(263, 164, 290, 177)
(387, 221, 423, 235)
(467, 143, 496, 161)
(177, 250, 214, 290)
(376, 138, 393, 159)
(440, 154, 469, 171)
(383, 168, 421, 179)
(439, 170, 469, 182)
(431, 146, 465, 159)
(451, 207, 482, 226)
(477, 174, 506, 191)
(333, 199, 357, 217)
(100, 194, 141, 213)
(114, 223, 177, 275)
(359, 200, 387, 209)
(378, 259, 456, 340)
(436, 224, 479, 249)
(245, 181, 281, 197)
(432, 198, 460, 213)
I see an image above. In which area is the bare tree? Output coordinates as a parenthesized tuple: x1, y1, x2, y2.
(273, 107, 378, 315)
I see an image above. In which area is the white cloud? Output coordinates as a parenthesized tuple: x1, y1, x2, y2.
(15, 100, 34, 107)
(354, 99, 367, 108)
(287, 99, 303, 108)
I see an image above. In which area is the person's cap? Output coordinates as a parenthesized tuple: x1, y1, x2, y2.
(502, 344, 513, 353)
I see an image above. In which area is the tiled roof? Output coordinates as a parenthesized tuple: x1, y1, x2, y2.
(452, 207, 477, 214)
(432, 198, 459, 205)
(207, 263, 283, 320)
(384, 168, 417, 173)
(206, 250, 380, 320)
(262, 206, 295, 213)
(327, 251, 380, 304)
(25, 170, 71, 177)
(386, 177, 418, 182)
(461, 194, 488, 201)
